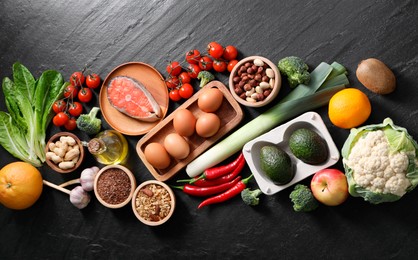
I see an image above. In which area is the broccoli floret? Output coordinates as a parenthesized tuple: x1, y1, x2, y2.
(76, 107, 102, 135)
(241, 188, 262, 206)
(277, 56, 310, 88)
(197, 71, 215, 88)
(289, 184, 319, 212)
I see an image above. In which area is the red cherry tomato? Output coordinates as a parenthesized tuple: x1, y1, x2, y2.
(178, 71, 191, 84)
(68, 101, 83, 117)
(165, 76, 180, 89)
(53, 112, 69, 127)
(63, 84, 79, 99)
(86, 73, 101, 89)
(223, 45, 238, 61)
(199, 56, 214, 71)
(207, 42, 224, 59)
(185, 49, 201, 64)
(166, 61, 182, 76)
(179, 83, 194, 99)
(169, 88, 181, 102)
(78, 87, 93, 103)
(64, 117, 77, 131)
(187, 64, 201, 79)
(227, 60, 239, 73)
(70, 71, 85, 87)
(213, 60, 227, 73)
(52, 100, 67, 114)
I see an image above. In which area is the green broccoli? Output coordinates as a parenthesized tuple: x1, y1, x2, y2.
(277, 56, 310, 88)
(197, 70, 215, 88)
(241, 188, 262, 206)
(76, 107, 102, 135)
(289, 184, 318, 212)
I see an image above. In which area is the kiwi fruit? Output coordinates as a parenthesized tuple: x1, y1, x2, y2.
(356, 58, 396, 95)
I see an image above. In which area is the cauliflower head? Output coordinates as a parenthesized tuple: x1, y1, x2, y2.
(342, 118, 418, 204)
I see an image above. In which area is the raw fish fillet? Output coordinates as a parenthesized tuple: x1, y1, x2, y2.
(107, 76, 162, 122)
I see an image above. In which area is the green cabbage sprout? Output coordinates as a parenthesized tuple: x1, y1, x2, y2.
(342, 118, 418, 204)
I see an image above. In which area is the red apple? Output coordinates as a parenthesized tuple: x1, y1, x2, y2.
(310, 168, 348, 206)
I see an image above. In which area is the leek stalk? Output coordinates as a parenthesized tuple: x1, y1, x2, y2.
(186, 62, 349, 177)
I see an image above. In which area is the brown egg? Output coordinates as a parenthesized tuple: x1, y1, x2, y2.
(173, 109, 196, 137)
(144, 142, 171, 169)
(164, 133, 190, 160)
(198, 88, 224, 112)
(196, 113, 221, 138)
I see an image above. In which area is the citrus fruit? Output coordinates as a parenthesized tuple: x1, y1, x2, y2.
(328, 88, 371, 129)
(0, 162, 43, 210)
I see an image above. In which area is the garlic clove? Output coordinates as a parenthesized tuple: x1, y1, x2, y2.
(70, 186, 91, 209)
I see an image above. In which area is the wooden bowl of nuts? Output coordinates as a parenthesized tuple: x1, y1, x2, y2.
(94, 165, 136, 209)
(45, 132, 84, 173)
(131, 180, 176, 226)
(229, 56, 281, 107)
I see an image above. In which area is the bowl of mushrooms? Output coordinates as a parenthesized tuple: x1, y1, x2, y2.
(229, 56, 281, 107)
(45, 132, 84, 173)
(132, 180, 176, 226)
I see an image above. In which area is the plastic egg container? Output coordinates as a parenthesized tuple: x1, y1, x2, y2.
(242, 112, 340, 195)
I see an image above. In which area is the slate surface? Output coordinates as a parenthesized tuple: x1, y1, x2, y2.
(1, 1, 417, 259)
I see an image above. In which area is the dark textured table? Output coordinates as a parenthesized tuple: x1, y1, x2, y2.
(1, 1, 418, 259)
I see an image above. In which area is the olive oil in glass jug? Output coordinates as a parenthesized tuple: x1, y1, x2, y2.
(85, 130, 129, 165)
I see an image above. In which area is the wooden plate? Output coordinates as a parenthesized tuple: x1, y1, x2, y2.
(136, 81, 243, 181)
(99, 62, 169, 136)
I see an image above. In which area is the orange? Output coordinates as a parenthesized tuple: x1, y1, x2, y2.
(328, 88, 371, 129)
(0, 162, 43, 210)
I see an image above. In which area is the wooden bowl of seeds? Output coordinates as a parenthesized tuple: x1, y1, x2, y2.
(94, 165, 136, 209)
(131, 180, 176, 226)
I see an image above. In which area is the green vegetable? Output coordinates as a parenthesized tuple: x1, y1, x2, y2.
(241, 188, 262, 206)
(197, 71, 215, 88)
(289, 128, 328, 165)
(278, 56, 311, 88)
(186, 61, 349, 177)
(289, 184, 319, 212)
(76, 107, 102, 135)
(0, 63, 66, 166)
(342, 118, 418, 204)
(260, 145, 294, 184)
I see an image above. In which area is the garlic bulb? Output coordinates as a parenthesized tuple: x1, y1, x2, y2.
(70, 186, 91, 209)
(80, 166, 100, 192)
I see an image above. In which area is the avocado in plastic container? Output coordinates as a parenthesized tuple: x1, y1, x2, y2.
(289, 128, 329, 165)
(260, 145, 295, 185)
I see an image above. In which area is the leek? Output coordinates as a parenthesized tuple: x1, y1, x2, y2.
(186, 62, 349, 177)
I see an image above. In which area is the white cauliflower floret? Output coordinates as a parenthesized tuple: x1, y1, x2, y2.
(345, 130, 411, 197)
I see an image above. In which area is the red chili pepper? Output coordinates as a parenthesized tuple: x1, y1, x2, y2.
(192, 155, 246, 187)
(172, 176, 241, 197)
(197, 174, 253, 209)
(187, 153, 244, 183)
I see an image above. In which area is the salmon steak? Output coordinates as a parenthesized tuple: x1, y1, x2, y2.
(107, 76, 162, 122)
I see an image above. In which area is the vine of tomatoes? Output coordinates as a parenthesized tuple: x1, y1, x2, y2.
(165, 41, 240, 102)
(52, 70, 102, 130)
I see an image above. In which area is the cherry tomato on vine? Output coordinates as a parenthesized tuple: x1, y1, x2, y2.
(68, 101, 83, 117)
(179, 83, 194, 99)
(169, 88, 181, 102)
(63, 84, 79, 99)
(64, 117, 77, 131)
(178, 71, 191, 84)
(165, 76, 180, 89)
(53, 112, 69, 127)
(52, 100, 67, 114)
(86, 73, 101, 89)
(166, 61, 182, 76)
(227, 60, 239, 73)
(213, 59, 227, 73)
(187, 64, 201, 79)
(222, 45, 238, 61)
(199, 56, 213, 71)
(70, 71, 85, 87)
(185, 49, 201, 64)
(78, 87, 93, 103)
(207, 42, 224, 59)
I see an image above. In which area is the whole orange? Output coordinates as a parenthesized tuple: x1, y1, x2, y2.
(328, 88, 371, 129)
(0, 162, 43, 210)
